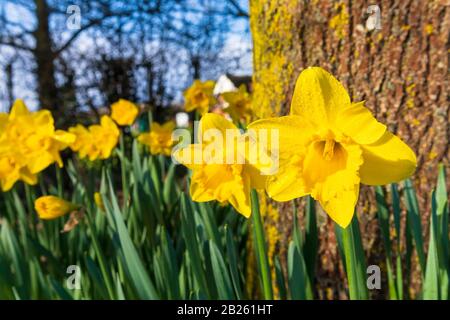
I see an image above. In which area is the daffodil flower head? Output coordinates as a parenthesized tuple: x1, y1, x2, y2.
(222, 84, 253, 124)
(35, 195, 79, 220)
(138, 121, 175, 156)
(183, 80, 216, 115)
(249, 67, 417, 228)
(69, 116, 119, 161)
(0, 99, 75, 191)
(173, 113, 267, 217)
(111, 99, 139, 126)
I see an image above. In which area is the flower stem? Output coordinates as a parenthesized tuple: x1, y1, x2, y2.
(342, 217, 368, 300)
(55, 164, 63, 197)
(119, 133, 128, 212)
(250, 189, 273, 300)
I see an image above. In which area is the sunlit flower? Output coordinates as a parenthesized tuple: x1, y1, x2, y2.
(0, 100, 75, 191)
(183, 80, 216, 115)
(138, 121, 175, 156)
(35, 195, 79, 220)
(249, 67, 416, 228)
(222, 84, 253, 124)
(111, 99, 139, 126)
(174, 113, 266, 217)
(69, 115, 120, 161)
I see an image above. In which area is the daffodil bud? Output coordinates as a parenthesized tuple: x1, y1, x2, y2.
(94, 192, 105, 211)
(35, 196, 79, 220)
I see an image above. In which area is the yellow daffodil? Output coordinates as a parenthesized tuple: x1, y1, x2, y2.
(0, 151, 37, 191)
(222, 85, 253, 124)
(111, 99, 139, 126)
(69, 115, 120, 161)
(138, 121, 175, 156)
(183, 80, 216, 115)
(174, 113, 266, 217)
(249, 67, 416, 228)
(0, 100, 75, 191)
(35, 195, 79, 220)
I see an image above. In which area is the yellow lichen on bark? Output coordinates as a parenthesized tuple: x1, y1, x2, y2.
(250, 0, 297, 118)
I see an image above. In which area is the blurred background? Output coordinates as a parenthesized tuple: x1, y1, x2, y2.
(0, 0, 251, 124)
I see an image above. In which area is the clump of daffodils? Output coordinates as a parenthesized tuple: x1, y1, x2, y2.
(178, 67, 417, 228)
(183, 80, 216, 115)
(0, 100, 75, 191)
(68, 115, 120, 161)
(138, 121, 175, 156)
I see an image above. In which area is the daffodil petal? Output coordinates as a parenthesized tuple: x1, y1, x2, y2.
(227, 172, 251, 218)
(190, 170, 216, 202)
(173, 144, 204, 169)
(199, 113, 237, 139)
(28, 151, 54, 174)
(20, 167, 38, 186)
(290, 67, 351, 127)
(266, 160, 309, 201)
(337, 102, 386, 145)
(54, 130, 76, 146)
(243, 163, 266, 190)
(359, 131, 417, 185)
(247, 115, 314, 159)
(10, 99, 30, 119)
(314, 170, 360, 228)
(303, 141, 362, 228)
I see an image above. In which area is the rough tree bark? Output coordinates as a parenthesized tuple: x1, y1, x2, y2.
(35, 0, 59, 116)
(250, 0, 449, 299)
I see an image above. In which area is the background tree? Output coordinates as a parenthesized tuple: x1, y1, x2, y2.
(0, 0, 250, 124)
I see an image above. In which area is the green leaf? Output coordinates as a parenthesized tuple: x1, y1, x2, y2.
(287, 241, 307, 300)
(180, 193, 209, 296)
(225, 226, 243, 299)
(274, 256, 287, 300)
(404, 179, 426, 275)
(250, 189, 273, 300)
(303, 196, 318, 285)
(104, 175, 159, 299)
(375, 186, 397, 299)
(341, 216, 368, 300)
(209, 240, 234, 299)
(423, 191, 440, 299)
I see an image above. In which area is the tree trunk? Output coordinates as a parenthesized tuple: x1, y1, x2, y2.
(34, 0, 59, 117)
(250, 0, 449, 299)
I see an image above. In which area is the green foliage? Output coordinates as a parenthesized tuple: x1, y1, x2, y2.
(0, 137, 448, 300)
